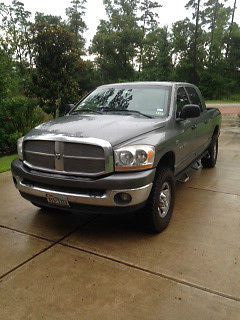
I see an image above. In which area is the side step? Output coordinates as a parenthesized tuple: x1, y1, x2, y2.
(191, 160, 202, 171)
(176, 150, 209, 184)
(178, 172, 190, 184)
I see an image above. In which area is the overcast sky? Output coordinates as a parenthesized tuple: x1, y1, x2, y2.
(4, 0, 240, 46)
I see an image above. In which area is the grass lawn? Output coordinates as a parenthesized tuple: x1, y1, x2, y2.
(0, 154, 17, 173)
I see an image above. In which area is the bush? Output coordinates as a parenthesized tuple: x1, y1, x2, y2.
(0, 96, 52, 154)
(227, 93, 240, 102)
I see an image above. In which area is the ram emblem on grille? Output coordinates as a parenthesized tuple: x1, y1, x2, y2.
(55, 153, 61, 160)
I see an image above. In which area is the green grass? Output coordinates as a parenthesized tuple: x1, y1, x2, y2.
(206, 100, 240, 104)
(0, 154, 17, 173)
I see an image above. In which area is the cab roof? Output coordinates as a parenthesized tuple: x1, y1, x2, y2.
(99, 81, 194, 88)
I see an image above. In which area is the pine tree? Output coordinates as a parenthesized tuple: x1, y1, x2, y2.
(138, 0, 162, 71)
(66, 0, 87, 53)
(226, 0, 237, 58)
(185, 0, 202, 84)
(91, 0, 142, 82)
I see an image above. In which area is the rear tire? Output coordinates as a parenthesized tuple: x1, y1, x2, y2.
(201, 136, 218, 168)
(142, 167, 175, 234)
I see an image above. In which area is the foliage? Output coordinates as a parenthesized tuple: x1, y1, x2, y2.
(138, 0, 162, 31)
(0, 50, 21, 99)
(31, 15, 86, 117)
(0, 0, 239, 148)
(139, 27, 172, 80)
(91, 0, 142, 82)
(0, 96, 52, 153)
(0, 0, 33, 65)
(0, 0, 239, 102)
(137, 0, 162, 71)
(66, 0, 87, 52)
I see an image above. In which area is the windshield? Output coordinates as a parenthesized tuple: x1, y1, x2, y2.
(72, 85, 172, 118)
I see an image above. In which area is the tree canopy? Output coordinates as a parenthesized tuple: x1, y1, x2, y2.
(0, 0, 239, 113)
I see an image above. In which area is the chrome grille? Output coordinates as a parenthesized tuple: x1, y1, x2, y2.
(24, 141, 55, 170)
(23, 138, 112, 177)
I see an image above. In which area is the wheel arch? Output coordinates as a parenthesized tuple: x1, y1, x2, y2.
(156, 151, 175, 173)
(213, 125, 220, 138)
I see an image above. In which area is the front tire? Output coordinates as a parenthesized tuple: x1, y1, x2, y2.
(31, 202, 49, 211)
(143, 167, 175, 233)
(201, 136, 218, 168)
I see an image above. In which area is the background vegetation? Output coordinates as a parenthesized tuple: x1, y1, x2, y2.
(0, 0, 239, 154)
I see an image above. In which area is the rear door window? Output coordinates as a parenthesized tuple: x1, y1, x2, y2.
(185, 86, 203, 111)
(176, 87, 190, 118)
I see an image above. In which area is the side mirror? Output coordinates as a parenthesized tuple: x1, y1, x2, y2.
(180, 104, 201, 119)
(65, 103, 75, 114)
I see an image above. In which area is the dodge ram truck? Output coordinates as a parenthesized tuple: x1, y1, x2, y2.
(11, 82, 221, 233)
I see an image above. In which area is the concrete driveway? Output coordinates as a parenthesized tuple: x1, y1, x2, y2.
(0, 115, 240, 319)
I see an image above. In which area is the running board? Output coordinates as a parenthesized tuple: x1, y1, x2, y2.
(175, 149, 209, 183)
(178, 172, 190, 184)
(191, 160, 202, 171)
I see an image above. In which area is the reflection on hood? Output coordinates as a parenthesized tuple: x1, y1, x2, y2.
(29, 114, 167, 146)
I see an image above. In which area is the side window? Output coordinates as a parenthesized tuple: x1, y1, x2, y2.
(176, 87, 190, 118)
(185, 87, 203, 111)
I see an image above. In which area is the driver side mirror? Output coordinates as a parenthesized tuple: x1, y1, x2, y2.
(180, 104, 201, 119)
(65, 103, 75, 114)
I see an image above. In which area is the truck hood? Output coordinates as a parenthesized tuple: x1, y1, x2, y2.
(27, 114, 166, 146)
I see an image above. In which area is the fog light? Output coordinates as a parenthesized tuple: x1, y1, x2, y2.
(114, 192, 132, 205)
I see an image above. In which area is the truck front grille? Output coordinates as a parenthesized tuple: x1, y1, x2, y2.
(23, 139, 112, 177)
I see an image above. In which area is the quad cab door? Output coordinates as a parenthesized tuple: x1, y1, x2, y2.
(175, 86, 200, 172)
(185, 86, 211, 156)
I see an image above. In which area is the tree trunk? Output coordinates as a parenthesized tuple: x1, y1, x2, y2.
(193, 0, 201, 84)
(225, 0, 237, 59)
(209, 0, 219, 64)
(139, 13, 147, 72)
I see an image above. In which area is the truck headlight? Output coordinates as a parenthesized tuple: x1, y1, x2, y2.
(114, 145, 155, 172)
(17, 137, 24, 160)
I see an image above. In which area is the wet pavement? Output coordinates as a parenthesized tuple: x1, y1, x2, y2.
(0, 115, 240, 319)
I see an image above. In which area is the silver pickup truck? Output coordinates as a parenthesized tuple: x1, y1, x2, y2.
(12, 82, 221, 233)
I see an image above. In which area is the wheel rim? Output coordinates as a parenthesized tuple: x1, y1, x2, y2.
(158, 182, 171, 218)
(213, 141, 218, 160)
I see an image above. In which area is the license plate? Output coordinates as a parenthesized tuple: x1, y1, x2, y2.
(46, 194, 70, 207)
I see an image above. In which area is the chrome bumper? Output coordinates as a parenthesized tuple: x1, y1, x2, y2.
(15, 177, 153, 207)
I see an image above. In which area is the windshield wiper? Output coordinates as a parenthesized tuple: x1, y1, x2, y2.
(123, 110, 153, 119)
(100, 108, 153, 119)
(72, 108, 153, 118)
(71, 108, 102, 115)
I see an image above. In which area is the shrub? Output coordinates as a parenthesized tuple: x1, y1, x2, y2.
(227, 93, 240, 102)
(0, 96, 52, 154)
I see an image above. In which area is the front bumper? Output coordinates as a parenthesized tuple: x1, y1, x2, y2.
(12, 160, 155, 213)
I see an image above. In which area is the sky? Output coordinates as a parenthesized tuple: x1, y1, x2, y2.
(4, 0, 240, 46)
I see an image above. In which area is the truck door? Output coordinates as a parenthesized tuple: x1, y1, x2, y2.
(185, 86, 210, 155)
(175, 86, 198, 172)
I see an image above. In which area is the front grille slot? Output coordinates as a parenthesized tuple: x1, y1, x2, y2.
(24, 140, 55, 154)
(64, 157, 105, 173)
(64, 143, 104, 158)
(23, 139, 110, 176)
(22, 179, 105, 197)
(25, 152, 55, 170)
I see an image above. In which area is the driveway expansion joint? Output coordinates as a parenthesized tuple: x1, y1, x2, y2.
(59, 242, 240, 304)
(0, 215, 99, 282)
(185, 185, 240, 197)
(0, 224, 54, 243)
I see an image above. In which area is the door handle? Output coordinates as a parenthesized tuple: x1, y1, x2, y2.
(191, 124, 197, 130)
